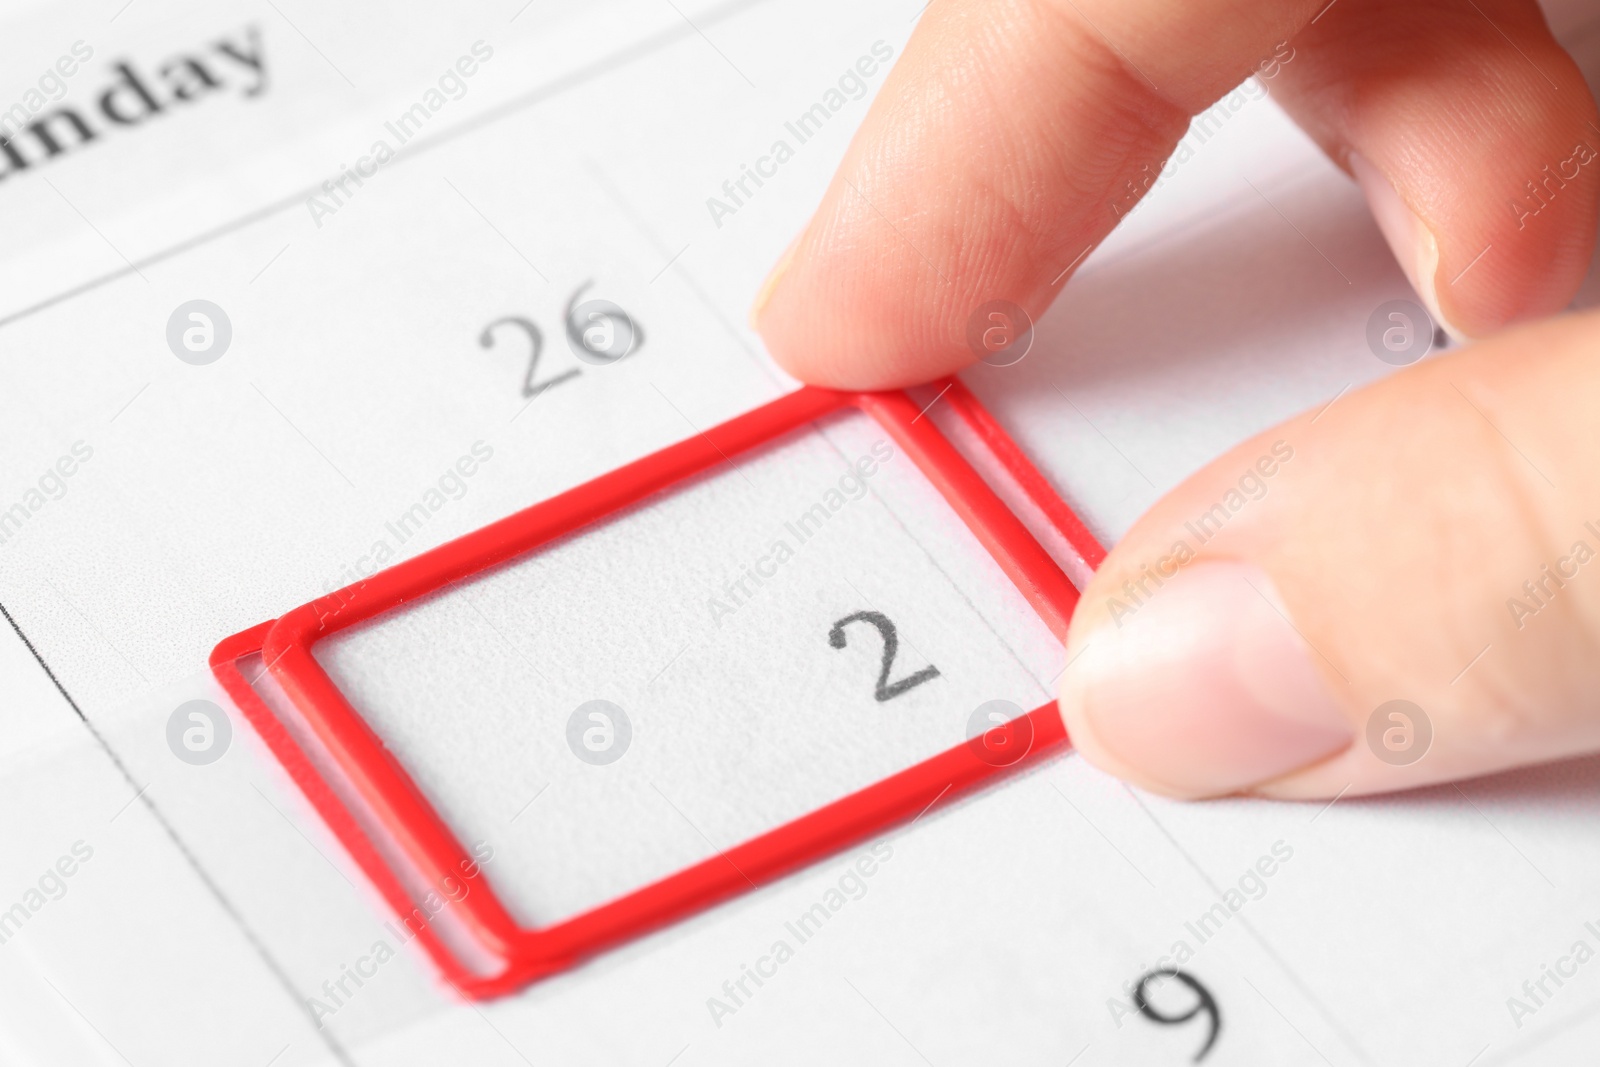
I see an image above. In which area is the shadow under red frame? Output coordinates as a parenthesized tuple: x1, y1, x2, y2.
(210, 381, 1104, 998)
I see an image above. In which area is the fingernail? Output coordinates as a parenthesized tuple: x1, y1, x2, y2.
(1350, 153, 1469, 341)
(749, 231, 802, 330)
(1061, 561, 1353, 797)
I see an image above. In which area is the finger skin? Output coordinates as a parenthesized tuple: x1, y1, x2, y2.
(1267, 0, 1600, 335)
(1060, 308, 1600, 799)
(754, 0, 1323, 388)
(754, 0, 1599, 387)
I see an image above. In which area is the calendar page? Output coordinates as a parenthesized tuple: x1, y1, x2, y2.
(311, 409, 1063, 927)
(3, 1, 1600, 1064)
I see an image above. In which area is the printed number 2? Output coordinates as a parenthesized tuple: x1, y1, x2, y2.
(478, 316, 580, 399)
(1132, 969, 1221, 1062)
(828, 611, 940, 702)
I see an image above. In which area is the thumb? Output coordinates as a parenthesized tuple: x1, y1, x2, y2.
(1059, 309, 1600, 799)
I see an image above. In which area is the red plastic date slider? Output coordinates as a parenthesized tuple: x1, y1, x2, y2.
(211, 380, 1104, 998)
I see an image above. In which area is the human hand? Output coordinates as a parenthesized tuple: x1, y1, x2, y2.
(751, 0, 1600, 798)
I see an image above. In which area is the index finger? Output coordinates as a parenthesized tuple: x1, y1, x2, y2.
(751, 0, 1598, 387)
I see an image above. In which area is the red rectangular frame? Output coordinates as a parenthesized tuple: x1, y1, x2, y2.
(211, 380, 1105, 998)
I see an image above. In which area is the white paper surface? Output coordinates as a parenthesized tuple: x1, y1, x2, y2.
(2, 0, 1600, 1064)
(317, 410, 1059, 925)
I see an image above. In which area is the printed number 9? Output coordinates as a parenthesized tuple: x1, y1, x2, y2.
(1133, 969, 1220, 1062)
